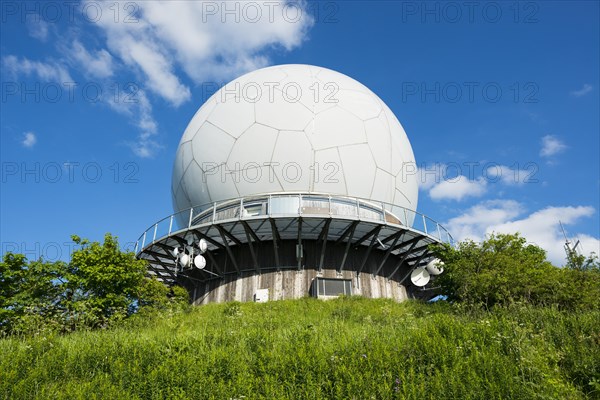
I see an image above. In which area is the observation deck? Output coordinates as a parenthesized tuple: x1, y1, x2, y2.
(135, 193, 453, 292)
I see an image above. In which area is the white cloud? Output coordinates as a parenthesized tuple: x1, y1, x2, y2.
(26, 16, 49, 41)
(2, 55, 72, 82)
(429, 176, 487, 201)
(446, 200, 523, 241)
(540, 135, 567, 158)
(62, 38, 158, 155)
(418, 164, 444, 190)
(491, 206, 599, 265)
(419, 163, 540, 200)
(445, 200, 600, 266)
(418, 164, 488, 201)
(129, 93, 161, 158)
(22, 132, 37, 148)
(5, 1, 314, 158)
(486, 164, 538, 186)
(79, 0, 314, 156)
(69, 40, 114, 79)
(2, 51, 156, 154)
(106, 88, 161, 158)
(87, 0, 314, 105)
(104, 33, 191, 106)
(570, 83, 593, 97)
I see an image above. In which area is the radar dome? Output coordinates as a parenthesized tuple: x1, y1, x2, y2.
(172, 64, 418, 217)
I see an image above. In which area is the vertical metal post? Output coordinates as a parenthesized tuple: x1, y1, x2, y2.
(134, 241, 139, 254)
(356, 198, 360, 218)
(328, 195, 332, 215)
(437, 223, 442, 241)
(268, 195, 272, 216)
(212, 202, 217, 223)
(152, 223, 158, 242)
(142, 232, 147, 249)
(403, 208, 408, 226)
(422, 214, 427, 235)
(240, 197, 244, 219)
(298, 194, 302, 215)
(168, 215, 173, 235)
(381, 202, 386, 222)
(188, 207, 193, 228)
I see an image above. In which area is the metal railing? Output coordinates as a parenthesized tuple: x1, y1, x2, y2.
(135, 193, 454, 254)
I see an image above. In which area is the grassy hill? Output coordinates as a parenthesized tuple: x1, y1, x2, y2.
(1, 297, 599, 399)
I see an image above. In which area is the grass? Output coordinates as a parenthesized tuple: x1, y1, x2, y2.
(1, 297, 599, 399)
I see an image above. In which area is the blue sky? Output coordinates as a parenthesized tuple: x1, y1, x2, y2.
(1, 0, 598, 266)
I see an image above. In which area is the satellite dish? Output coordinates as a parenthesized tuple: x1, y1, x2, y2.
(425, 258, 444, 276)
(179, 253, 190, 268)
(194, 255, 206, 269)
(197, 239, 208, 254)
(410, 267, 430, 287)
(171, 247, 180, 258)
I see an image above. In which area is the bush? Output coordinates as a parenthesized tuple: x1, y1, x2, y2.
(0, 234, 188, 336)
(433, 233, 600, 310)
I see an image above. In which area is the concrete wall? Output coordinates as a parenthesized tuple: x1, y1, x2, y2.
(192, 268, 408, 305)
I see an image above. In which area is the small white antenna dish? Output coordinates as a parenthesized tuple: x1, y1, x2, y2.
(179, 253, 190, 268)
(171, 247, 180, 258)
(425, 258, 444, 276)
(198, 239, 208, 254)
(410, 267, 430, 287)
(194, 255, 206, 269)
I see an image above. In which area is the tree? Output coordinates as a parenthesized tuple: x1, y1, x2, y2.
(1, 253, 68, 334)
(433, 233, 600, 310)
(0, 233, 188, 336)
(565, 247, 599, 271)
(0, 253, 28, 333)
(65, 234, 150, 328)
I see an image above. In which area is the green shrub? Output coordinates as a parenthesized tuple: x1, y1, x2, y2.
(0, 234, 188, 336)
(433, 233, 600, 310)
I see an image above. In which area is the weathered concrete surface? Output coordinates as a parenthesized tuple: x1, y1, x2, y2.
(192, 268, 408, 305)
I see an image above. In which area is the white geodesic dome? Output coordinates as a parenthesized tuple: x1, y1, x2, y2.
(172, 64, 418, 219)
